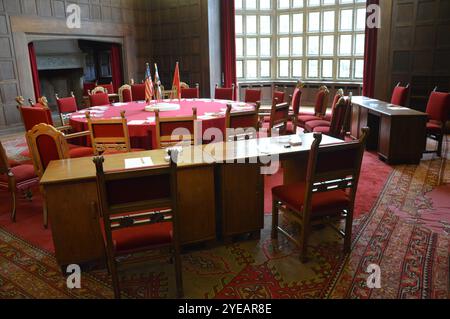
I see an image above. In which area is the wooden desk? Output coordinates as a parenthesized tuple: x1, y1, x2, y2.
(41, 134, 343, 267)
(351, 96, 427, 164)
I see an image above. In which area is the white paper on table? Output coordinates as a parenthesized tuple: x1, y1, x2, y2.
(198, 115, 215, 120)
(124, 157, 154, 169)
(112, 103, 127, 107)
(128, 120, 147, 125)
(147, 117, 156, 123)
(70, 115, 86, 119)
(90, 106, 109, 111)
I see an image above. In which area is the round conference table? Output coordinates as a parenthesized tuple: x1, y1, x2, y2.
(69, 99, 254, 150)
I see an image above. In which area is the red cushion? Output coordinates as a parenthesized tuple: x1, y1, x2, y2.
(315, 90, 327, 114)
(313, 126, 331, 134)
(215, 88, 234, 100)
(245, 89, 261, 104)
(100, 84, 115, 94)
(305, 120, 331, 132)
(272, 182, 350, 218)
(426, 121, 443, 134)
(89, 93, 110, 107)
(122, 88, 133, 103)
(273, 91, 285, 103)
(83, 82, 96, 96)
(391, 86, 409, 106)
(426, 92, 450, 123)
(112, 222, 173, 253)
(181, 88, 200, 99)
(131, 84, 146, 101)
(291, 88, 302, 114)
(8, 159, 21, 167)
(57, 97, 78, 114)
(298, 115, 322, 126)
(0, 164, 39, 191)
(20, 106, 54, 131)
(69, 147, 94, 158)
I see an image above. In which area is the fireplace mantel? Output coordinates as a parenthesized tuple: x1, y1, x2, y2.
(37, 53, 87, 71)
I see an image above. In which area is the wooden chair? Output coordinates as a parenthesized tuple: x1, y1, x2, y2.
(304, 89, 345, 132)
(83, 82, 97, 96)
(131, 83, 146, 101)
(93, 150, 183, 299)
(56, 92, 78, 126)
(155, 108, 198, 149)
(272, 127, 370, 262)
(26, 123, 92, 227)
(0, 141, 39, 222)
(291, 82, 304, 131)
(390, 83, 410, 107)
(90, 86, 108, 95)
(118, 85, 132, 103)
(297, 85, 330, 128)
(99, 82, 115, 94)
(244, 88, 262, 104)
(424, 89, 450, 157)
(181, 83, 200, 99)
(215, 84, 235, 101)
(86, 110, 141, 155)
(262, 98, 290, 137)
(225, 102, 260, 141)
(88, 87, 110, 107)
(273, 87, 286, 104)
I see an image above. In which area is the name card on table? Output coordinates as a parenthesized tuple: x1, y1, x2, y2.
(124, 157, 154, 169)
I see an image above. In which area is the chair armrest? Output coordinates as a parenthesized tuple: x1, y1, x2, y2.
(56, 125, 73, 132)
(64, 131, 91, 140)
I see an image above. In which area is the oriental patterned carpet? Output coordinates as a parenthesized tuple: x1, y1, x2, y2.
(0, 135, 448, 299)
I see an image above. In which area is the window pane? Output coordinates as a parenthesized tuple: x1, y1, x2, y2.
(246, 0, 256, 9)
(278, 0, 290, 9)
(355, 34, 365, 55)
(339, 34, 352, 55)
(354, 59, 364, 78)
(293, 0, 303, 8)
(279, 14, 290, 33)
(279, 60, 289, 77)
(308, 12, 320, 32)
(261, 60, 271, 77)
(340, 0, 353, 3)
(279, 37, 290, 56)
(322, 35, 334, 55)
(339, 59, 351, 78)
(308, 59, 319, 77)
(260, 0, 271, 10)
(237, 61, 243, 78)
(260, 16, 272, 34)
(356, 8, 366, 30)
(246, 16, 257, 34)
(308, 0, 320, 7)
(308, 36, 319, 55)
(323, 11, 335, 32)
(236, 38, 243, 56)
(292, 36, 303, 56)
(246, 38, 257, 56)
(236, 15, 243, 34)
(323, 0, 335, 5)
(293, 60, 303, 77)
(260, 38, 271, 56)
(322, 59, 333, 78)
(292, 13, 303, 33)
(235, 0, 243, 10)
(340, 9, 353, 31)
(246, 60, 257, 78)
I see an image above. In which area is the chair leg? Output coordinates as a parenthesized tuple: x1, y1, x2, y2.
(271, 200, 279, 240)
(41, 186, 48, 229)
(299, 223, 309, 263)
(10, 191, 16, 223)
(344, 208, 354, 254)
(109, 259, 121, 299)
(437, 134, 443, 157)
(173, 245, 184, 299)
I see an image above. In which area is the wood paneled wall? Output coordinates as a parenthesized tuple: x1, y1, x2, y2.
(0, 0, 153, 129)
(375, 0, 450, 111)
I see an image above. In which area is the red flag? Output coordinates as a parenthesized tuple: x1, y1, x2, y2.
(171, 62, 181, 100)
(144, 63, 154, 103)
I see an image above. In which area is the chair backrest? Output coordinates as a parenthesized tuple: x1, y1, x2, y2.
(245, 89, 262, 104)
(26, 123, 70, 177)
(180, 82, 190, 89)
(426, 91, 450, 123)
(390, 83, 410, 106)
(225, 102, 260, 141)
(314, 85, 330, 116)
(86, 110, 131, 155)
(83, 82, 97, 96)
(291, 86, 303, 116)
(303, 127, 369, 217)
(131, 83, 146, 101)
(0, 140, 10, 174)
(56, 92, 78, 114)
(155, 108, 198, 149)
(329, 96, 351, 139)
(93, 149, 179, 255)
(89, 91, 110, 107)
(269, 98, 290, 131)
(330, 89, 345, 114)
(181, 84, 200, 99)
(118, 85, 132, 103)
(17, 102, 54, 132)
(100, 83, 115, 94)
(215, 84, 235, 101)
(91, 86, 108, 95)
(273, 90, 285, 104)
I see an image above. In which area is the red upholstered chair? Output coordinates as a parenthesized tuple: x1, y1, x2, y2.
(244, 88, 262, 104)
(56, 92, 78, 126)
(215, 84, 235, 101)
(88, 89, 110, 107)
(390, 83, 410, 106)
(297, 86, 330, 128)
(181, 83, 200, 99)
(131, 83, 146, 101)
(26, 123, 93, 227)
(291, 83, 304, 130)
(100, 82, 115, 94)
(309, 96, 350, 139)
(272, 127, 369, 262)
(86, 110, 143, 155)
(0, 141, 39, 222)
(262, 98, 290, 137)
(83, 82, 97, 96)
(273, 89, 286, 104)
(304, 89, 345, 132)
(424, 90, 450, 157)
(155, 108, 198, 149)
(225, 102, 260, 141)
(93, 150, 183, 299)
(118, 85, 132, 103)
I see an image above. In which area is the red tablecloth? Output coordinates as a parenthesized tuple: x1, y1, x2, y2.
(69, 99, 251, 149)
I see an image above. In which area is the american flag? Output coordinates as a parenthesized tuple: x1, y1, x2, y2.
(145, 63, 154, 103)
